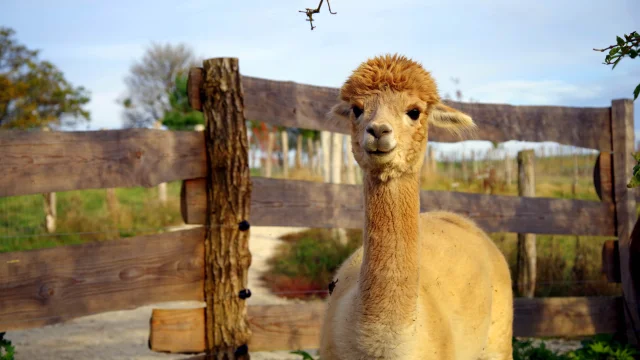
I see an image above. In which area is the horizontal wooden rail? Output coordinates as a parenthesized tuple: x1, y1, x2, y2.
(181, 177, 616, 236)
(0, 120, 614, 199)
(241, 75, 613, 150)
(0, 129, 206, 197)
(149, 297, 622, 353)
(0, 228, 205, 332)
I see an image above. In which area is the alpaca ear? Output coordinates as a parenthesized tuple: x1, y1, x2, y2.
(326, 101, 352, 128)
(428, 103, 475, 130)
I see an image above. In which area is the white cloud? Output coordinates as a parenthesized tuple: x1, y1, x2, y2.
(469, 80, 604, 105)
(86, 91, 125, 130)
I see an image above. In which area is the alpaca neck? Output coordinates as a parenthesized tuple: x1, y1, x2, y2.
(357, 171, 421, 328)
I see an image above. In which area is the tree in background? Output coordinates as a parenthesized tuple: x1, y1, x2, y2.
(160, 75, 204, 130)
(120, 43, 197, 128)
(0, 27, 90, 130)
(594, 30, 639, 101)
(596, 31, 640, 189)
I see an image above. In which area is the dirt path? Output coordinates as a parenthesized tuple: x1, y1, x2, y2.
(5, 226, 319, 360)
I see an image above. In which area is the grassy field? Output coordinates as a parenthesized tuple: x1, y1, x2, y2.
(0, 152, 629, 298)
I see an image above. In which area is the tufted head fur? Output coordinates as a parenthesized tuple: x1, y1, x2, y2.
(328, 54, 475, 181)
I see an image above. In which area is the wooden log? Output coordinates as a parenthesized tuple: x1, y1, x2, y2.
(180, 177, 615, 236)
(200, 58, 252, 358)
(0, 228, 204, 332)
(516, 150, 537, 298)
(240, 76, 612, 150)
(0, 129, 206, 197)
(148, 297, 622, 353)
(610, 99, 640, 344)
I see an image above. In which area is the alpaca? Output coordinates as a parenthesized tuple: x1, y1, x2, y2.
(319, 54, 513, 360)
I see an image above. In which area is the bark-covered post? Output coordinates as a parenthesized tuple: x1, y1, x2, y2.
(516, 149, 536, 298)
(611, 99, 640, 344)
(189, 59, 253, 359)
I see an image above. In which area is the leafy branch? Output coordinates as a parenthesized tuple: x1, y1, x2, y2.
(593, 31, 640, 100)
(299, 0, 337, 30)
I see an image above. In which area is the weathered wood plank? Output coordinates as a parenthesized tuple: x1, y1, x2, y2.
(149, 297, 622, 353)
(610, 99, 640, 344)
(0, 129, 207, 197)
(0, 228, 205, 332)
(513, 296, 623, 337)
(241, 75, 612, 150)
(150, 303, 324, 354)
(181, 177, 615, 236)
(150, 307, 206, 354)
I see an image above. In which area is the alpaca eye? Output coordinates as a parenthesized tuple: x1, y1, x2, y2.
(352, 106, 363, 118)
(407, 109, 420, 121)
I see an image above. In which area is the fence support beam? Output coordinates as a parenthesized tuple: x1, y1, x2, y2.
(516, 149, 536, 298)
(198, 58, 253, 359)
(611, 99, 640, 344)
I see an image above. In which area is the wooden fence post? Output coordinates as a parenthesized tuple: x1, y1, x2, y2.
(194, 58, 253, 359)
(321, 131, 331, 182)
(42, 192, 56, 233)
(281, 130, 289, 178)
(517, 149, 536, 298)
(265, 131, 274, 177)
(611, 99, 640, 344)
(345, 135, 356, 185)
(154, 121, 168, 205)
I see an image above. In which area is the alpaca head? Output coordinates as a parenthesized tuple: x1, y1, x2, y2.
(328, 54, 475, 181)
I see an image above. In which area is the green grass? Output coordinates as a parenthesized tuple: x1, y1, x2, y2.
(0, 182, 184, 253)
(290, 335, 639, 360)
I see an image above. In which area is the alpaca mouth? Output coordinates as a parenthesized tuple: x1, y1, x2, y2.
(367, 148, 395, 156)
(367, 150, 389, 155)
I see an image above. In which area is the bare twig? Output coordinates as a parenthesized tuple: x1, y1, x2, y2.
(299, 0, 337, 30)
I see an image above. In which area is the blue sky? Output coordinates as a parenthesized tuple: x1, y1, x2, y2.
(2, 0, 639, 155)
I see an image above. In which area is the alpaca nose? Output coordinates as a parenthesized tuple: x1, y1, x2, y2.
(365, 123, 393, 139)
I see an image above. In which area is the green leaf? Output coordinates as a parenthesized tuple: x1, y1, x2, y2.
(617, 36, 625, 46)
(630, 49, 638, 59)
(612, 57, 623, 70)
(634, 83, 640, 100)
(290, 350, 315, 360)
(609, 47, 620, 56)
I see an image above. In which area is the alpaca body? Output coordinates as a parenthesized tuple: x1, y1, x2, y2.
(319, 54, 513, 360)
(320, 211, 513, 360)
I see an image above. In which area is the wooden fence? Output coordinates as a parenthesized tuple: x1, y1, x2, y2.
(1, 57, 639, 357)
